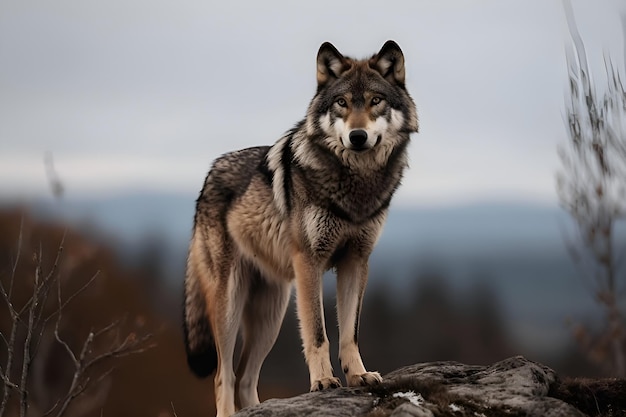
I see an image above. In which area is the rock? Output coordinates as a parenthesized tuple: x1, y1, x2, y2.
(389, 403, 434, 417)
(233, 356, 591, 417)
(233, 386, 373, 417)
(380, 356, 585, 416)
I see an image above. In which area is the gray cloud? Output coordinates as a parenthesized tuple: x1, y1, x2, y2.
(1, 0, 624, 204)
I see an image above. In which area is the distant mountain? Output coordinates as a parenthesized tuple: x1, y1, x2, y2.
(6, 191, 624, 355)
(29, 191, 196, 247)
(26, 191, 572, 254)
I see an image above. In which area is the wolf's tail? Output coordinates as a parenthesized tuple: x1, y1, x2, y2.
(183, 260, 217, 378)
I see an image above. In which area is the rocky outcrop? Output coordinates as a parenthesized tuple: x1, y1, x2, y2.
(234, 356, 622, 416)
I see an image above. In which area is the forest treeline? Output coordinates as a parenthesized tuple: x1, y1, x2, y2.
(0, 208, 600, 416)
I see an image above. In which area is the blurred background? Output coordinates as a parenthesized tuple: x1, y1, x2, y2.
(1, 1, 625, 416)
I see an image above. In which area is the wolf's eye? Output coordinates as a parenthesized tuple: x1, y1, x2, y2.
(336, 98, 347, 108)
(371, 97, 382, 105)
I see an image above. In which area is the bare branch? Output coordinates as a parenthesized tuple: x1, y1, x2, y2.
(17, 234, 64, 318)
(48, 273, 153, 417)
(8, 216, 24, 301)
(0, 217, 23, 319)
(0, 283, 19, 417)
(45, 271, 100, 323)
(34, 270, 101, 360)
(18, 245, 47, 417)
(53, 278, 78, 368)
(2, 220, 153, 417)
(54, 376, 91, 417)
(558, 1, 626, 377)
(51, 319, 152, 417)
(42, 397, 61, 417)
(83, 330, 154, 372)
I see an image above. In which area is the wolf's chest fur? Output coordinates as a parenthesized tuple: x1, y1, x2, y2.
(290, 143, 408, 225)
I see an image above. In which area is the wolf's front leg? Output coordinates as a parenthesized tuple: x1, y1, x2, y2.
(292, 251, 341, 391)
(336, 255, 382, 387)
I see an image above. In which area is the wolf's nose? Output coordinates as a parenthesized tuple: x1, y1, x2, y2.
(349, 129, 368, 147)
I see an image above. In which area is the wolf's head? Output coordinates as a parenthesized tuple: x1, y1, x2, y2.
(302, 40, 418, 169)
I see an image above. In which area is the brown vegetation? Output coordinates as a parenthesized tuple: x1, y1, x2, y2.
(0, 208, 211, 416)
(550, 377, 626, 417)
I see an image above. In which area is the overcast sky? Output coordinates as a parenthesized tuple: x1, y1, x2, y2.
(1, 0, 624, 207)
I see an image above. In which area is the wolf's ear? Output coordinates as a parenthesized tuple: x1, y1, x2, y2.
(317, 42, 349, 87)
(371, 40, 406, 86)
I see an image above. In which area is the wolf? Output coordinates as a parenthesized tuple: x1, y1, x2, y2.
(183, 40, 418, 417)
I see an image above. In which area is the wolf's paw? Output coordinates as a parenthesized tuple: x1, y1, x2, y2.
(347, 371, 382, 387)
(310, 376, 342, 392)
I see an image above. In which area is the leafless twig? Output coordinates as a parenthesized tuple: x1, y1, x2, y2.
(48, 276, 154, 417)
(0, 219, 24, 417)
(1, 222, 154, 417)
(558, 0, 626, 377)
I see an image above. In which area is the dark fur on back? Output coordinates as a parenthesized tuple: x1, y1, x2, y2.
(183, 147, 271, 377)
(197, 147, 272, 217)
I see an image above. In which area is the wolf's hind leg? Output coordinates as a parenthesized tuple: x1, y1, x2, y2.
(336, 256, 382, 387)
(212, 259, 248, 417)
(236, 273, 291, 409)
